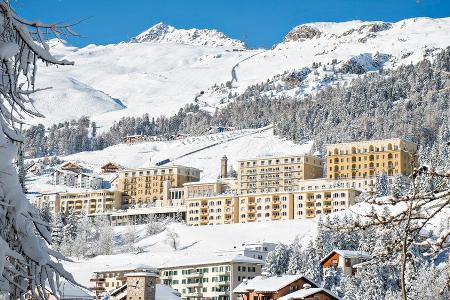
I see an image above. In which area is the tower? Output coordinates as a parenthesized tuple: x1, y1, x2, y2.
(125, 271, 158, 300)
(220, 155, 228, 178)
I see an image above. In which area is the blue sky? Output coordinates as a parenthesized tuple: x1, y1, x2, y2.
(18, 0, 450, 48)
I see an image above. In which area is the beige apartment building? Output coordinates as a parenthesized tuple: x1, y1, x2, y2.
(298, 177, 376, 193)
(59, 190, 122, 215)
(184, 180, 229, 199)
(238, 192, 293, 223)
(186, 195, 239, 226)
(293, 188, 360, 219)
(185, 184, 360, 226)
(325, 138, 418, 180)
(32, 192, 61, 214)
(118, 165, 201, 208)
(90, 265, 159, 296)
(159, 255, 263, 300)
(237, 154, 323, 194)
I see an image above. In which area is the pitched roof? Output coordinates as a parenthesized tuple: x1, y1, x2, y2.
(159, 254, 263, 269)
(320, 249, 372, 265)
(277, 287, 341, 300)
(233, 274, 316, 293)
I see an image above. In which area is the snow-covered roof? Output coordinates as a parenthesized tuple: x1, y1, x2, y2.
(124, 271, 159, 277)
(94, 264, 157, 274)
(320, 249, 372, 264)
(233, 274, 315, 293)
(55, 281, 93, 299)
(159, 254, 263, 269)
(156, 284, 182, 300)
(52, 168, 79, 176)
(237, 153, 312, 162)
(277, 287, 341, 300)
(183, 180, 224, 186)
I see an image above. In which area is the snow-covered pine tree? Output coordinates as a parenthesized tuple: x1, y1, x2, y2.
(64, 209, 79, 241)
(287, 237, 303, 275)
(323, 267, 343, 297)
(301, 240, 323, 283)
(95, 216, 114, 256)
(263, 243, 291, 276)
(375, 170, 389, 196)
(390, 174, 409, 198)
(0, 1, 78, 298)
(39, 203, 53, 224)
(52, 212, 65, 250)
(340, 275, 360, 300)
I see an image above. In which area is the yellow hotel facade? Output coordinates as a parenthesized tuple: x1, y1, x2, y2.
(237, 154, 323, 194)
(325, 138, 418, 180)
(117, 165, 201, 207)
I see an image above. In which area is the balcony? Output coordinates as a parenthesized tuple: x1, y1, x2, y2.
(217, 280, 230, 286)
(217, 270, 230, 276)
(186, 281, 203, 288)
(89, 278, 105, 282)
(185, 291, 203, 298)
(186, 272, 204, 279)
(247, 216, 256, 221)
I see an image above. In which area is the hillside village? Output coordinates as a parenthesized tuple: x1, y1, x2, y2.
(0, 2, 449, 299)
(29, 136, 418, 300)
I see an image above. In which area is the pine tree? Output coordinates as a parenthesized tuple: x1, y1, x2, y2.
(287, 237, 302, 275)
(39, 203, 53, 224)
(375, 170, 389, 196)
(263, 243, 291, 276)
(52, 212, 65, 250)
(95, 216, 114, 256)
(64, 209, 79, 241)
(323, 267, 343, 297)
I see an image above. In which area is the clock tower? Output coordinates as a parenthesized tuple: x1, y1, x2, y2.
(125, 271, 158, 300)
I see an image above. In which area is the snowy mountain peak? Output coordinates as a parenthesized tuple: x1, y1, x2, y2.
(131, 22, 246, 48)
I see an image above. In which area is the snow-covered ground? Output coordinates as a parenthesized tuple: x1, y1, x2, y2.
(63, 219, 318, 287)
(31, 17, 450, 128)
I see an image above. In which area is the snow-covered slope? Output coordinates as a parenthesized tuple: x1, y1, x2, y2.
(64, 219, 318, 287)
(131, 22, 246, 48)
(26, 127, 312, 195)
(32, 18, 450, 127)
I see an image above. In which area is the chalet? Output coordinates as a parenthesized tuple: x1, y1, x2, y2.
(320, 250, 372, 276)
(26, 162, 43, 175)
(60, 162, 83, 173)
(277, 286, 341, 300)
(101, 162, 121, 173)
(233, 274, 317, 300)
(122, 134, 145, 144)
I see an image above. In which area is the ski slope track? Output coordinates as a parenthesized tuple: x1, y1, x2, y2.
(31, 17, 450, 129)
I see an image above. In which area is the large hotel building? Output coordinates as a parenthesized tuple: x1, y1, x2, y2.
(237, 154, 323, 194)
(33, 138, 418, 227)
(325, 138, 418, 180)
(117, 165, 201, 207)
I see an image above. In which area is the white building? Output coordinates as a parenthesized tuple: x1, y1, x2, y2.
(76, 173, 103, 189)
(159, 254, 263, 300)
(52, 169, 77, 186)
(215, 241, 277, 262)
(32, 192, 61, 214)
